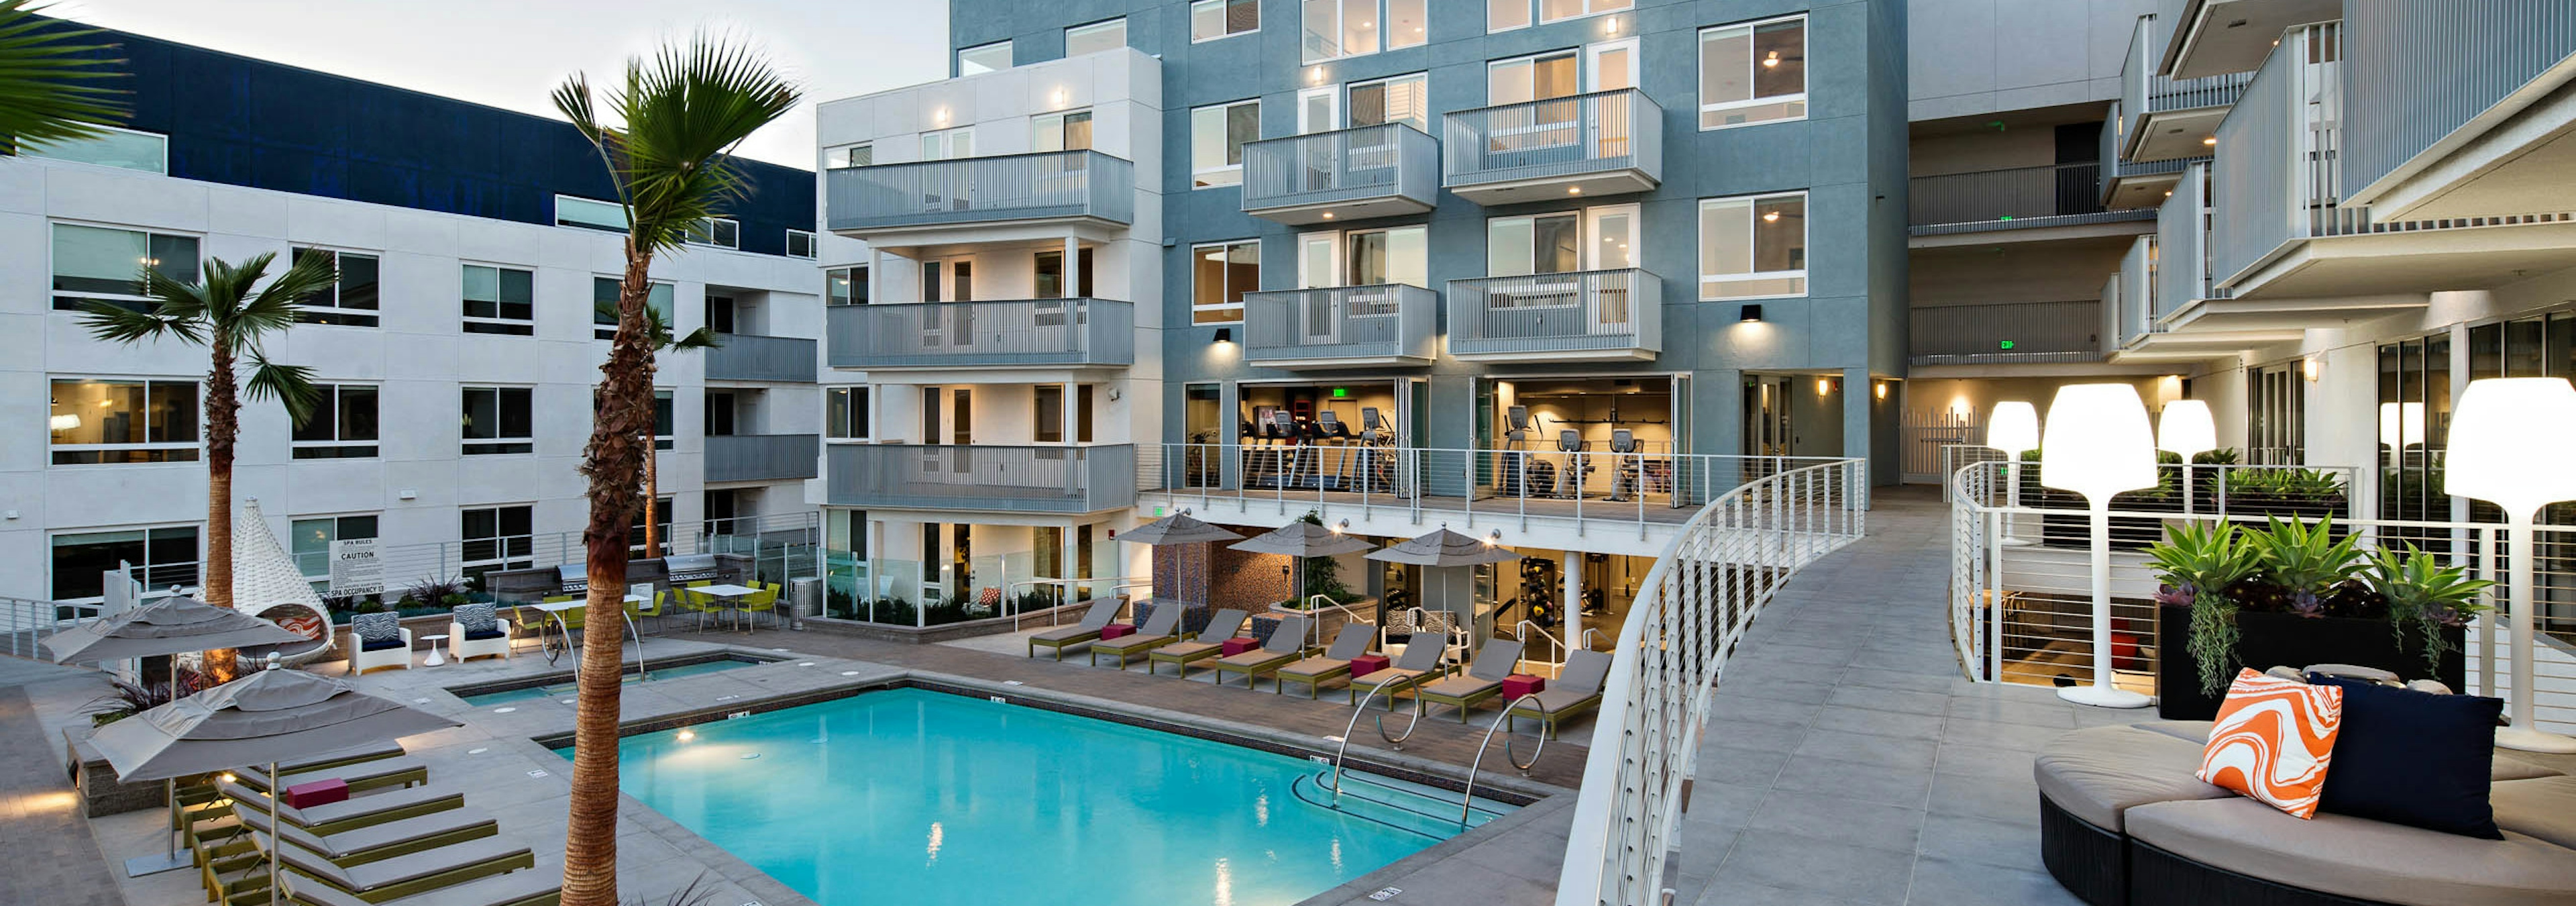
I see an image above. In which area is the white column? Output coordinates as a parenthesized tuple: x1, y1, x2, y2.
(867, 248, 885, 304)
(1062, 383, 1079, 446)
(1562, 550, 1584, 656)
(1065, 235, 1083, 297)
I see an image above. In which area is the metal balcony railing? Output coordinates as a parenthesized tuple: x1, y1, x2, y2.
(1443, 89, 1662, 191)
(1909, 301, 2104, 366)
(2155, 163, 2214, 319)
(1241, 284, 1438, 366)
(1240, 123, 1440, 216)
(826, 444, 1136, 513)
(2098, 99, 2200, 204)
(1909, 163, 2154, 236)
(705, 434, 819, 483)
(2212, 22, 2340, 288)
(1446, 268, 1662, 359)
(826, 150, 1134, 232)
(2342, 1, 2576, 203)
(827, 299, 1134, 369)
(703, 334, 817, 383)
(2115, 235, 2155, 347)
(2119, 14, 2253, 160)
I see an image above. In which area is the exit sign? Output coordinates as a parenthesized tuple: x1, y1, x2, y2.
(1998, 340, 2017, 350)
(1331, 387, 1350, 398)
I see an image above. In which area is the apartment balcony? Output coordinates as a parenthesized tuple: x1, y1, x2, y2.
(824, 150, 1133, 240)
(2097, 100, 2200, 209)
(826, 443, 1135, 514)
(702, 334, 817, 383)
(1442, 89, 1661, 205)
(1445, 268, 1660, 362)
(1909, 164, 2154, 238)
(2156, 0, 2347, 80)
(704, 434, 820, 483)
(1240, 123, 1439, 225)
(1241, 284, 1438, 368)
(2340, 2, 2576, 219)
(1908, 300, 2104, 368)
(2119, 14, 2253, 163)
(2112, 181, 2302, 360)
(826, 299, 1133, 371)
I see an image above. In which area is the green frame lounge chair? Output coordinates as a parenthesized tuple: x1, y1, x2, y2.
(1506, 649, 1614, 739)
(233, 756, 430, 796)
(205, 807, 499, 895)
(1414, 638, 1529, 723)
(1087, 605, 1182, 669)
(1273, 623, 1373, 698)
(1211, 615, 1311, 689)
(226, 831, 534, 906)
(1025, 598, 1124, 660)
(279, 868, 561, 906)
(1348, 641, 1450, 709)
(203, 780, 464, 840)
(1146, 609, 1248, 676)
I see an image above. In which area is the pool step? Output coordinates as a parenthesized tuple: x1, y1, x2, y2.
(1293, 768, 1509, 838)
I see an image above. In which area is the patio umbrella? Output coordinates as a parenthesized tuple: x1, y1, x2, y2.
(1366, 528, 1523, 644)
(89, 666, 461, 901)
(1228, 522, 1375, 646)
(1118, 513, 1243, 606)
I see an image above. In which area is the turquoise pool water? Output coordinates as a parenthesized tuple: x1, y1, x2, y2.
(589, 689, 1514, 905)
(458, 658, 756, 705)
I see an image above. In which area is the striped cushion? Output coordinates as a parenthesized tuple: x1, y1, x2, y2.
(451, 603, 497, 635)
(351, 611, 400, 645)
(2196, 668, 2345, 819)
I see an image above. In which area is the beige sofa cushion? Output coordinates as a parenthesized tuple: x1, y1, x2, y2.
(2135, 719, 2212, 744)
(2127, 796, 2576, 906)
(2493, 756, 2565, 783)
(2492, 776, 2576, 850)
(2033, 725, 2233, 832)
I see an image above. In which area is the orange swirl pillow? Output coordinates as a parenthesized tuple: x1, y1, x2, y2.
(2196, 668, 2345, 818)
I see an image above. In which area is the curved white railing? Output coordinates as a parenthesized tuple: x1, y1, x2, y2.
(1554, 458, 1868, 906)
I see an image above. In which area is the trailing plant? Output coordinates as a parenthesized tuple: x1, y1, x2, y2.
(2362, 544, 2494, 676)
(2245, 515, 2363, 617)
(2144, 521, 2261, 696)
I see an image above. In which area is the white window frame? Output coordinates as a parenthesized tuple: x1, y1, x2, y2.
(1192, 240, 1260, 323)
(289, 246, 380, 326)
(1191, 0, 1260, 42)
(826, 386, 873, 440)
(957, 40, 1012, 76)
(19, 123, 169, 174)
(461, 263, 536, 335)
(685, 217, 739, 249)
(653, 389, 676, 450)
(1699, 15, 1809, 131)
(828, 265, 869, 306)
(461, 385, 535, 456)
(921, 127, 975, 161)
(1301, 0, 1428, 63)
(50, 523, 201, 604)
(1034, 108, 1095, 152)
(786, 229, 817, 259)
(1191, 99, 1260, 189)
(1346, 72, 1432, 133)
(593, 276, 676, 340)
(460, 505, 535, 576)
(553, 194, 628, 232)
(290, 513, 379, 594)
(824, 142, 873, 169)
(48, 376, 201, 465)
(50, 221, 200, 313)
(290, 383, 380, 460)
(1698, 191, 1809, 301)
(1065, 18, 1128, 57)
(1489, 0, 1630, 32)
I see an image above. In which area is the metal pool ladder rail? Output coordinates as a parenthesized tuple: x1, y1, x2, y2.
(1332, 680, 1427, 798)
(1459, 692, 1547, 826)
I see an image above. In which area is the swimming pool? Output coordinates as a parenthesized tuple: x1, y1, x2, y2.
(589, 688, 1516, 905)
(456, 657, 759, 706)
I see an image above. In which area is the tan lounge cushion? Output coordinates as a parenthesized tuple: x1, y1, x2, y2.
(1277, 656, 1352, 678)
(2033, 725, 2232, 832)
(1028, 625, 1102, 644)
(1511, 688, 1603, 715)
(1154, 641, 1223, 660)
(1093, 633, 1171, 652)
(2127, 796, 2576, 906)
(1216, 648, 1296, 669)
(2492, 776, 2576, 850)
(1417, 676, 1500, 699)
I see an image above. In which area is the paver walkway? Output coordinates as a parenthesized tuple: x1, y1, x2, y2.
(1, 682, 125, 906)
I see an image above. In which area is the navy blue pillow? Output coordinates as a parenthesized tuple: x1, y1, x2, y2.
(2309, 674, 2504, 839)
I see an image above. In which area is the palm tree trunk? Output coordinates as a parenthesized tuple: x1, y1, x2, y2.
(561, 242, 660, 906)
(643, 439, 659, 556)
(203, 344, 239, 682)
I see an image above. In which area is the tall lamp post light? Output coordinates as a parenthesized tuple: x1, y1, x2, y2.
(2157, 400, 2216, 516)
(2445, 377, 2576, 753)
(2042, 384, 2158, 709)
(1988, 401, 2039, 546)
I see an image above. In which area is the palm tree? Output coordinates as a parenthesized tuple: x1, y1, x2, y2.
(551, 35, 796, 906)
(0, 0, 127, 146)
(81, 252, 333, 681)
(600, 301, 720, 556)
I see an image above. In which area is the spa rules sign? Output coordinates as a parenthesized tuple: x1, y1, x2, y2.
(329, 538, 384, 596)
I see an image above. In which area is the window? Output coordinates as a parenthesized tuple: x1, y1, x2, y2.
(920, 127, 974, 160)
(1699, 192, 1807, 299)
(52, 526, 198, 601)
(593, 277, 676, 340)
(786, 230, 817, 259)
(706, 389, 737, 437)
(290, 248, 380, 326)
(1034, 109, 1094, 152)
(18, 125, 168, 174)
(1489, 0, 1627, 30)
(461, 505, 534, 579)
(1349, 72, 1430, 132)
(1700, 17, 1807, 129)
(462, 387, 533, 454)
(555, 195, 627, 232)
(825, 143, 873, 169)
(1487, 51, 1579, 106)
(1191, 99, 1260, 187)
(828, 266, 869, 306)
(1193, 0, 1259, 42)
(1192, 240, 1260, 323)
(50, 378, 198, 464)
(922, 260, 973, 302)
(628, 497, 674, 558)
(1487, 213, 1581, 276)
(1346, 226, 1428, 287)
(686, 217, 739, 249)
(292, 385, 380, 459)
(462, 264, 535, 335)
(290, 515, 378, 595)
(655, 389, 675, 450)
(52, 223, 199, 312)
(827, 387, 871, 440)
(1301, 0, 1426, 62)
(1036, 248, 1095, 299)
(1065, 19, 1127, 57)
(957, 40, 1012, 76)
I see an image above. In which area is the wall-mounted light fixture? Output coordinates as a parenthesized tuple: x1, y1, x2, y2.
(1214, 328, 1232, 344)
(1739, 304, 1762, 323)
(1874, 381, 1888, 400)
(1815, 377, 1835, 397)
(2302, 356, 2320, 382)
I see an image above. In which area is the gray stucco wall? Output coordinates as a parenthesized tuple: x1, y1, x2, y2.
(1905, 0, 2155, 121)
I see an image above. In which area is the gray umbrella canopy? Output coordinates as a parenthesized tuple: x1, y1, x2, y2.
(1364, 528, 1524, 566)
(1117, 513, 1244, 546)
(88, 668, 460, 783)
(1227, 521, 1377, 558)
(41, 596, 311, 664)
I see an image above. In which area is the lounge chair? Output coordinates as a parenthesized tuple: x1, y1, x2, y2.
(232, 830, 535, 906)
(276, 742, 408, 776)
(1273, 624, 1374, 698)
(1505, 649, 1614, 739)
(206, 779, 464, 838)
(1348, 641, 1450, 709)
(279, 868, 561, 906)
(1026, 598, 1125, 660)
(1413, 638, 1529, 723)
(1146, 609, 1248, 676)
(1087, 605, 1183, 669)
(1212, 616, 1311, 689)
(233, 756, 430, 796)
(227, 802, 498, 866)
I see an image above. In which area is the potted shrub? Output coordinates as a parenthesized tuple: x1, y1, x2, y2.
(2362, 544, 2492, 678)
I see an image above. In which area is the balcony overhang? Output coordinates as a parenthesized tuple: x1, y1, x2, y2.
(1246, 352, 1436, 369)
(1444, 170, 1655, 207)
(2157, 294, 2428, 334)
(1245, 194, 1435, 227)
(2128, 108, 2230, 162)
(2221, 220, 2576, 299)
(2347, 75, 2576, 221)
(2111, 324, 2302, 363)
(831, 219, 1130, 260)
(2102, 168, 2187, 211)
(1446, 345, 1656, 364)
(2161, 0, 2345, 80)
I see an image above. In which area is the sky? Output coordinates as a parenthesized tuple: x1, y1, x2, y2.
(49, 0, 952, 168)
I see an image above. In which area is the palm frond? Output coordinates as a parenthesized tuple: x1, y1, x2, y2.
(241, 351, 321, 426)
(668, 326, 721, 352)
(225, 249, 336, 346)
(78, 299, 196, 346)
(0, 1, 129, 146)
(561, 31, 801, 254)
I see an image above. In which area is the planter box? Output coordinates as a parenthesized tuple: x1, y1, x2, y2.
(2154, 604, 2466, 720)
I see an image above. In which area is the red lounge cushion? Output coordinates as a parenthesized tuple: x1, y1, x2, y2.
(284, 778, 349, 809)
(1350, 654, 1391, 678)
(1098, 623, 1136, 641)
(1502, 674, 1546, 699)
(1220, 638, 1260, 656)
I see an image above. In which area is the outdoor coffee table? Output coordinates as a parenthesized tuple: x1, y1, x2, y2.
(419, 634, 450, 667)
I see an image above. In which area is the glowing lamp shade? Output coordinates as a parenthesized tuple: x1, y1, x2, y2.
(2156, 400, 2216, 458)
(2378, 401, 2426, 448)
(2446, 378, 2576, 520)
(2040, 384, 2157, 502)
(1988, 402, 2039, 456)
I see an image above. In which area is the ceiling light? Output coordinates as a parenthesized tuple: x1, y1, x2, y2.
(1762, 211, 1780, 222)
(1763, 51, 1780, 68)
(1567, 187, 1581, 195)
(1321, 211, 1334, 219)
(2202, 136, 2217, 146)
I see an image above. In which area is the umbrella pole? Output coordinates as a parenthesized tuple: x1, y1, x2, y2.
(268, 760, 280, 906)
(120, 777, 191, 876)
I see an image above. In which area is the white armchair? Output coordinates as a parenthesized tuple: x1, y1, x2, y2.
(447, 619, 511, 662)
(350, 626, 413, 674)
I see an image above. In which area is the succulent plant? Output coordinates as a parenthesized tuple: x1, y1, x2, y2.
(2363, 544, 2496, 675)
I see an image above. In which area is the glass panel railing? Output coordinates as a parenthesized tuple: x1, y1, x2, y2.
(827, 298, 1134, 368)
(826, 444, 1137, 513)
(826, 150, 1134, 232)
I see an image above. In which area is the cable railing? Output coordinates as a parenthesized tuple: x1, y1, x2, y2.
(358, 511, 822, 600)
(1554, 458, 1868, 906)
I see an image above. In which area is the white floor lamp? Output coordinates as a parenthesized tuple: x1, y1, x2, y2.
(2157, 400, 2215, 517)
(2043, 384, 2157, 709)
(1990, 401, 2039, 546)
(2445, 377, 2576, 753)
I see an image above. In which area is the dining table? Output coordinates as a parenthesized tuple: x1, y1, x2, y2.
(688, 584, 767, 634)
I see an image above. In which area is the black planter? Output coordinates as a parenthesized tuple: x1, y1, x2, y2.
(2154, 604, 2467, 720)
